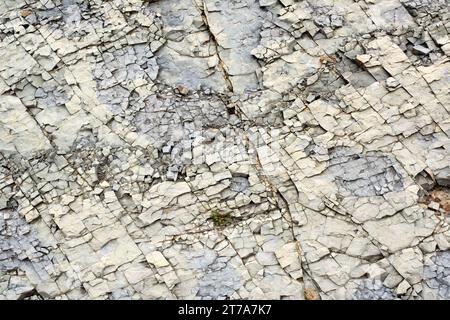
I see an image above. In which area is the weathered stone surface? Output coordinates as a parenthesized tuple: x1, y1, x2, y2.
(1, 0, 450, 300)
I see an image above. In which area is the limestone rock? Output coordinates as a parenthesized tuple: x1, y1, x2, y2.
(0, 0, 449, 301)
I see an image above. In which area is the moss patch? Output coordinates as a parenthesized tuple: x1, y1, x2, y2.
(210, 209, 233, 227)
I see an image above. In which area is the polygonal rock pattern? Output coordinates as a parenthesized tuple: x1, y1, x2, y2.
(0, 0, 450, 300)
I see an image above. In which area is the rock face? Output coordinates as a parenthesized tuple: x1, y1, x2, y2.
(0, 0, 449, 300)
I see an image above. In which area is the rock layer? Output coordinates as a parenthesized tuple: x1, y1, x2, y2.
(0, 0, 450, 300)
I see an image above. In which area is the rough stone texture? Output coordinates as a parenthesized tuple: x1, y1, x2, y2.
(0, 0, 450, 300)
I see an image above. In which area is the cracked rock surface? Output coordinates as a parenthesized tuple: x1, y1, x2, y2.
(0, 0, 450, 300)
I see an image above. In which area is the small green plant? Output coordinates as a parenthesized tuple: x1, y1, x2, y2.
(210, 209, 233, 227)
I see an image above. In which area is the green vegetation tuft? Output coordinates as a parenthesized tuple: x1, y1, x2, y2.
(210, 209, 233, 227)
